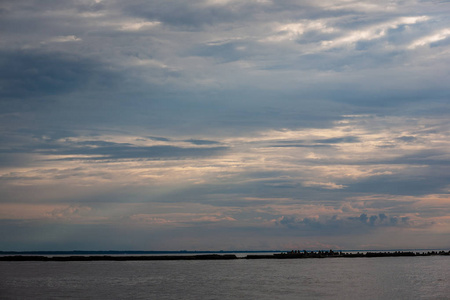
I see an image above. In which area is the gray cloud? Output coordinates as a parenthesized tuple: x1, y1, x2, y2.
(37, 141, 229, 161)
(345, 172, 450, 196)
(148, 136, 171, 142)
(120, 0, 270, 29)
(269, 136, 360, 148)
(0, 50, 120, 100)
(314, 136, 360, 144)
(278, 213, 412, 233)
(270, 144, 332, 148)
(185, 139, 221, 145)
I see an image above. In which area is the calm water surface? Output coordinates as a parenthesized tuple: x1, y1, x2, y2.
(1, 256, 449, 299)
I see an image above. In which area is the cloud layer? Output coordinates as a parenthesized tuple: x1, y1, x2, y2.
(1, 0, 450, 250)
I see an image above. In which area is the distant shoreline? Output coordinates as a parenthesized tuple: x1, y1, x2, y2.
(1, 250, 449, 261)
(1, 248, 448, 255)
(0, 250, 280, 255)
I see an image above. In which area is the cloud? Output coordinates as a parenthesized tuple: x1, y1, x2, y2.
(48, 205, 92, 220)
(185, 139, 221, 145)
(270, 144, 332, 148)
(0, 50, 120, 99)
(302, 181, 346, 190)
(1, 0, 450, 250)
(277, 212, 413, 232)
(314, 136, 360, 144)
(408, 28, 450, 49)
(34, 141, 229, 161)
(119, 20, 160, 31)
(121, 0, 232, 28)
(319, 16, 429, 49)
(48, 35, 82, 43)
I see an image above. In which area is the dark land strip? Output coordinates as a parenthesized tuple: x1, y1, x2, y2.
(1, 250, 450, 261)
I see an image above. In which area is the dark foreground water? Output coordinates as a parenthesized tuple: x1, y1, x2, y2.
(1, 256, 449, 299)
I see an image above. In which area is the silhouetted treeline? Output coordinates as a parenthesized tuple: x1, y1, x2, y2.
(273, 250, 450, 258)
(1, 250, 449, 261)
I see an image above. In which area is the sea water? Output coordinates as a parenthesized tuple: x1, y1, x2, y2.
(1, 256, 449, 299)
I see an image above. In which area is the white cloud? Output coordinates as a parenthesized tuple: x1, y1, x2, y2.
(316, 0, 396, 12)
(408, 28, 450, 49)
(302, 181, 347, 190)
(263, 21, 335, 42)
(320, 16, 429, 49)
(48, 35, 82, 43)
(119, 21, 161, 31)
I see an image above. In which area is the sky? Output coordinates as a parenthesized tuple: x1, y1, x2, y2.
(0, 0, 450, 251)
